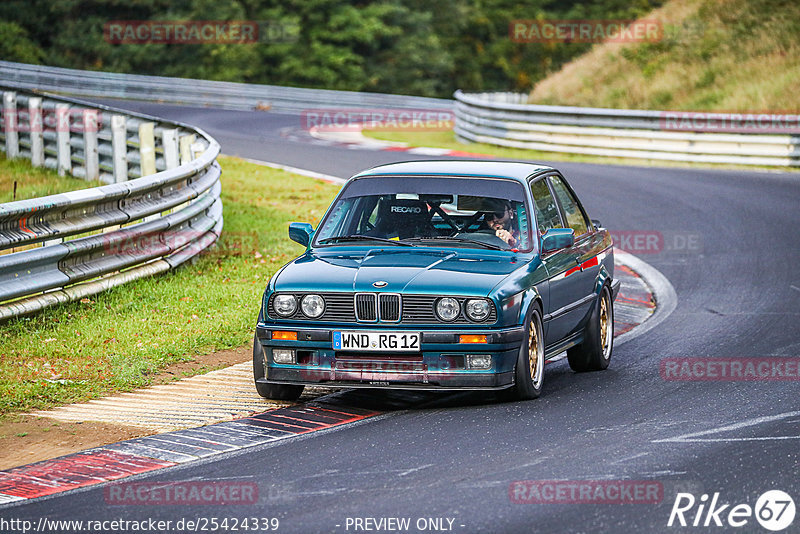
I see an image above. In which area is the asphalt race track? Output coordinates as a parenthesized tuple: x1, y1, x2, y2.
(6, 102, 800, 533)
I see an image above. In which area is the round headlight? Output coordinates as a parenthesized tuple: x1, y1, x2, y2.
(273, 294, 297, 316)
(466, 299, 491, 321)
(301, 294, 325, 318)
(436, 297, 460, 322)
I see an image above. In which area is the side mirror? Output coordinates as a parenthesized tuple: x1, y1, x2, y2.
(591, 219, 603, 230)
(541, 228, 574, 253)
(289, 222, 314, 248)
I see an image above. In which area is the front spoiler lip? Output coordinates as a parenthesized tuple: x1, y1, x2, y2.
(257, 371, 515, 391)
(256, 380, 513, 392)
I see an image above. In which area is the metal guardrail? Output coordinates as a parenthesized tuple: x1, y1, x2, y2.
(454, 91, 800, 166)
(3, 61, 796, 166)
(0, 87, 222, 320)
(0, 61, 451, 113)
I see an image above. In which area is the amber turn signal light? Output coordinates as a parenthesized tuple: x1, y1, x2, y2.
(459, 334, 487, 344)
(272, 331, 297, 341)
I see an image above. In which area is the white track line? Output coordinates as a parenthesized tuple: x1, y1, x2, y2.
(652, 411, 800, 443)
(240, 157, 346, 184)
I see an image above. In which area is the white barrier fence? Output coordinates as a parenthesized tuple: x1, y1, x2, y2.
(454, 91, 800, 166)
(0, 88, 222, 320)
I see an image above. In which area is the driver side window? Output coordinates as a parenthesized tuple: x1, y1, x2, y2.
(530, 178, 563, 236)
(550, 176, 589, 237)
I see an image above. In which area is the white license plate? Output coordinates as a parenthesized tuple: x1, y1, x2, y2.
(333, 331, 420, 352)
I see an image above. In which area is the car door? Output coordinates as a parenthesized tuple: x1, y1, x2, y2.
(547, 174, 603, 340)
(529, 176, 578, 346)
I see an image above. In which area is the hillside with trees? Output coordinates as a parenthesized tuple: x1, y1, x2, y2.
(0, 0, 661, 98)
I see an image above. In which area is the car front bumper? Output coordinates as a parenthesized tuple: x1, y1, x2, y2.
(255, 324, 524, 390)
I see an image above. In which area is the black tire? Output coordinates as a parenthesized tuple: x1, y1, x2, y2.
(500, 305, 545, 401)
(252, 334, 304, 401)
(567, 285, 613, 372)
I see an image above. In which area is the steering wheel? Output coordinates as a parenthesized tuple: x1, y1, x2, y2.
(454, 231, 510, 248)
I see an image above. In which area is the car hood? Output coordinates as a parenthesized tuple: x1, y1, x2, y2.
(273, 247, 527, 296)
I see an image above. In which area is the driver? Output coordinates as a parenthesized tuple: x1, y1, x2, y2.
(483, 201, 519, 247)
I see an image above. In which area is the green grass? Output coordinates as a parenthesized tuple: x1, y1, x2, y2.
(0, 155, 104, 202)
(362, 129, 789, 172)
(0, 156, 341, 414)
(529, 0, 800, 112)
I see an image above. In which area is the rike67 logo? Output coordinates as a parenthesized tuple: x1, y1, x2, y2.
(668, 490, 795, 531)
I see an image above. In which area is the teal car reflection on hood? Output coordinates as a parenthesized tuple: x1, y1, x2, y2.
(254, 161, 619, 402)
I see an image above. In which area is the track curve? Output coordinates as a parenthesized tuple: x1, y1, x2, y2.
(6, 101, 800, 533)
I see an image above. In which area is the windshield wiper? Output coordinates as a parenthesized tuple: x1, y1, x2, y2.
(403, 236, 505, 251)
(318, 235, 414, 247)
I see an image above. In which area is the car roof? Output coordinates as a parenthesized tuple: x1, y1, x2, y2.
(351, 160, 555, 183)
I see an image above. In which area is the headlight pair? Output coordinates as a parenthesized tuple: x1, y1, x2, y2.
(436, 298, 491, 322)
(274, 293, 490, 322)
(273, 294, 325, 318)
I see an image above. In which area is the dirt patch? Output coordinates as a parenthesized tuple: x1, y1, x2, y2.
(148, 344, 252, 385)
(0, 344, 252, 471)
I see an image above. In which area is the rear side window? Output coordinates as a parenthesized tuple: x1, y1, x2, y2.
(550, 176, 589, 237)
(530, 178, 563, 235)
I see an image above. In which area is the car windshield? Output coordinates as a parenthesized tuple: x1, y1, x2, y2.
(314, 176, 532, 251)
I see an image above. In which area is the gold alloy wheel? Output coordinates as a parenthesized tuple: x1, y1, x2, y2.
(599, 292, 612, 359)
(528, 315, 543, 387)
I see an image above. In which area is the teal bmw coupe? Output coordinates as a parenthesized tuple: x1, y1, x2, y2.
(254, 161, 619, 401)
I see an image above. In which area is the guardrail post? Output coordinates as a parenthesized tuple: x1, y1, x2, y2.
(111, 115, 128, 182)
(55, 104, 71, 176)
(179, 133, 196, 165)
(83, 109, 100, 181)
(191, 141, 205, 160)
(28, 97, 44, 167)
(139, 121, 159, 221)
(162, 128, 179, 169)
(3, 91, 19, 158)
(48, 102, 68, 245)
(138, 121, 156, 176)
